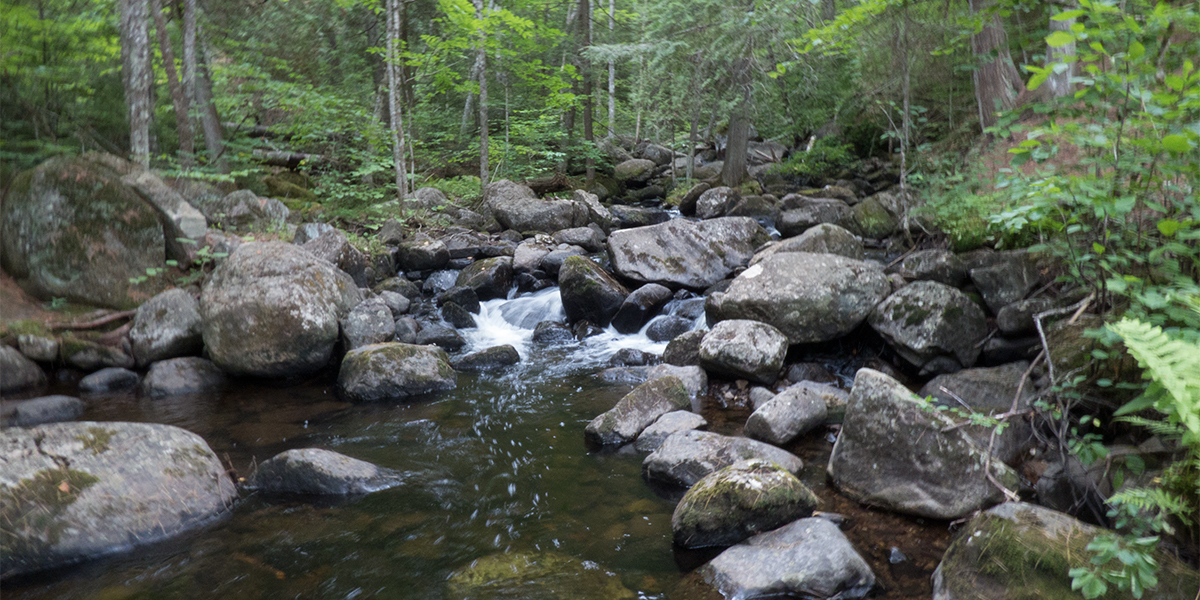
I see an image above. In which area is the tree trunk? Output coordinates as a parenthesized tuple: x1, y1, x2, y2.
(460, 53, 483, 139)
(607, 0, 615, 137)
(150, 0, 194, 167)
(720, 58, 752, 188)
(195, 32, 227, 172)
(387, 0, 408, 202)
(119, 0, 152, 167)
(580, 0, 594, 186)
(474, 0, 489, 187)
(181, 0, 197, 150)
(968, 0, 1025, 131)
(1045, 3, 1076, 99)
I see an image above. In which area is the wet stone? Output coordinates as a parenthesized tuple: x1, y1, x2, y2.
(78, 368, 140, 395)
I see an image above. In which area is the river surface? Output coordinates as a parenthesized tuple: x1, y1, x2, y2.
(4, 288, 951, 599)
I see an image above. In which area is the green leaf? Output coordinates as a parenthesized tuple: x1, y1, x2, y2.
(1161, 134, 1190, 153)
(1046, 31, 1075, 48)
(1052, 9, 1087, 21)
(1128, 40, 1145, 60)
(1093, 242, 1106, 255)
(1157, 219, 1181, 237)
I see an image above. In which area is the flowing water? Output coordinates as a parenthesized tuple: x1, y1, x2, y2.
(4, 288, 951, 600)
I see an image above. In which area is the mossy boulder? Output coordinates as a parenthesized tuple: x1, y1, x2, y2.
(932, 502, 1200, 600)
(201, 190, 289, 231)
(709, 252, 890, 344)
(828, 369, 1019, 520)
(59, 337, 135, 371)
(263, 175, 316, 203)
(558, 256, 629, 327)
(643, 430, 803, 489)
(672, 458, 820, 548)
(868, 280, 988, 372)
(247, 448, 402, 495)
(847, 195, 899, 239)
(447, 551, 635, 600)
(200, 242, 363, 378)
(337, 342, 457, 402)
(0, 421, 236, 579)
(698, 319, 789, 385)
(456, 256, 513, 301)
(607, 217, 769, 289)
(0, 153, 167, 309)
(613, 158, 657, 184)
(585, 375, 691, 446)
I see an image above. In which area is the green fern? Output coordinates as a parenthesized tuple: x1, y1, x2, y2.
(1108, 316, 1200, 450)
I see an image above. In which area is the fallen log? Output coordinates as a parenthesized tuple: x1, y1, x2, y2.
(251, 150, 328, 169)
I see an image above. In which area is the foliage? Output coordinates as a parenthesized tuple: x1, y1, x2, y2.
(424, 176, 482, 206)
(766, 138, 854, 184)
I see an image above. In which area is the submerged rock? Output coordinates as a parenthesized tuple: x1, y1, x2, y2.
(672, 458, 819, 548)
(78, 368, 139, 395)
(700, 517, 875, 600)
(447, 551, 635, 600)
(337, 343, 457, 402)
(0, 396, 84, 428)
(247, 448, 402, 495)
(0, 421, 237, 579)
(585, 376, 691, 446)
(643, 430, 803, 489)
(698, 319, 788, 385)
(828, 369, 1018, 520)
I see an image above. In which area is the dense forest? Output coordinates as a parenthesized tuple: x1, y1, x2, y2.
(1, 0, 1198, 598)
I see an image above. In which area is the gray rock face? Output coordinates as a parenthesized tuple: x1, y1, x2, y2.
(78, 368, 139, 395)
(513, 240, 553, 274)
(340, 299, 396, 350)
(611, 283, 673, 334)
(142, 357, 227, 398)
(646, 316, 693, 342)
(701, 517, 875, 600)
(456, 256, 513, 301)
(585, 376, 691, 446)
(868, 281, 988, 371)
(413, 325, 466, 352)
(451, 345, 521, 371)
(608, 217, 770, 290)
(613, 158, 657, 183)
(571, 190, 614, 231)
(896, 250, 968, 286)
(710, 253, 890, 344)
(695, 187, 741, 219)
(412, 186, 448, 210)
(776, 198, 852, 237)
(292, 222, 336, 246)
(248, 448, 402, 495)
(932, 502, 1200, 600)
(699, 320, 788, 385)
(396, 235, 450, 272)
(376, 291, 411, 317)
(558, 256, 630, 327)
(120, 170, 208, 263)
(771, 223, 863, 260)
(483, 180, 588, 232)
(969, 252, 1042, 314)
(337, 343, 457, 402)
(205, 189, 289, 231)
(129, 288, 203, 366)
(608, 205, 671, 229)
(539, 245, 586, 276)
(919, 362, 1036, 464)
(302, 229, 369, 288)
(0, 421, 237, 579)
(0, 396, 84, 428)
(16, 334, 58, 363)
(643, 430, 803, 489)
(996, 297, 1054, 336)
(1, 346, 47, 394)
(828, 369, 1018, 519)
(634, 411, 707, 452)
(553, 227, 605, 253)
(61, 340, 134, 371)
(1, 153, 166, 309)
(201, 242, 363, 378)
(672, 459, 820, 548)
(744, 383, 829, 445)
(663, 330, 705, 366)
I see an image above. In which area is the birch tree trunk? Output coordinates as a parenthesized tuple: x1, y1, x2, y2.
(474, 0, 489, 187)
(386, 0, 408, 202)
(607, 0, 615, 137)
(150, 0, 194, 167)
(119, 0, 152, 167)
(968, 0, 1025, 131)
(196, 33, 227, 172)
(580, 0, 594, 186)
(1045, 3, 1077, 99)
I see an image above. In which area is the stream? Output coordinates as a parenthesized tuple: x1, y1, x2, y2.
(3, 287, 951, 600)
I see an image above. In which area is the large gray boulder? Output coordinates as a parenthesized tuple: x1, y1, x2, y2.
(1, 345, 47, 395)
(828, 369, 1018, 519)
(558, 256, 630, 327)
(1, 153, 166, 309)
(396, 235, 450, 272)
(0, 422, 237, 579)
(672, 459, 819, 548)
(744, 383, 829, 446)
(776, 197, 852, 238)
(608, 217, 770, 289)
(200, 242, 363, 378)
(919, 361, 1036, 464)
(340, 298, 396, 350)
(895, 249, 968, 286)
(700, 517, 875, 600)
(128, 288, 203, 366)
(613, 158, 657, 184)
(0, 396, 84, 428)
(141, 357, 227, 398)
(969, 251, 1041, 314)
(337, 343, 457, 402)
(247, 448, 403, 495)
(709, 253, 890, 344)
(120, 170, 208, 264)
(585, 376, 691, 446)
(868, 281, 987, 371)
(698, 320, 788, 385)
(456, 256, 513, 301)
(483, 180, 589, 232)
(302, 229, 369, 288)
(634, 411, 707, 452)
(571, 189, 614, 231)
(643, 430, 803, 489)
(202, 189, 288, 231)
(694, 187, 740, 220)
(764, 223, 863, 261)
(933, 502, 1200, 600)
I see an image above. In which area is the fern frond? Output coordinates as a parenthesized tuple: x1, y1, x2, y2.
(1108, 317, 1200, 443)
(1109, 487, 1194, 526)
(1116, 416, 1185, 440)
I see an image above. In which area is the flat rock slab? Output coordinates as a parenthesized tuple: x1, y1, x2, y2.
(643, 430, 803, 489)
(700, 517, 875, 600)
(607, 217, 769, 289)
(248, 448, 403, 495)
(0, 421, 236, 579)
(635, 411, 707, 452)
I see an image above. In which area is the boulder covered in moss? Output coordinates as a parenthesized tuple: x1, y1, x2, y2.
(607, 217, 769, 289)
(699, 517, 875, 599)
(448, 551, 635, 600)
(868, 280, 988, 372)
(709, 252, 890, 344)
(672, 458, 819, 548)
(643, 430, 803, 489)
(128, 288, 203, 366)
(613, 158, 657, 184)
(828, 369, 1019, 520)
(585, 375, 691, 446)
(698, 319, 789, 385)
(456, 256, 513, 301)
(337, 342, 457, 402)
(0, 153, 167, 309)
(247, 448, 402, 496)
(558, 256, 629, 327)
(933, 502, 1200, 600)
(0, 421, 236, 579)
(200, 242, 363, 378)
(847, 194, 899, 239)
